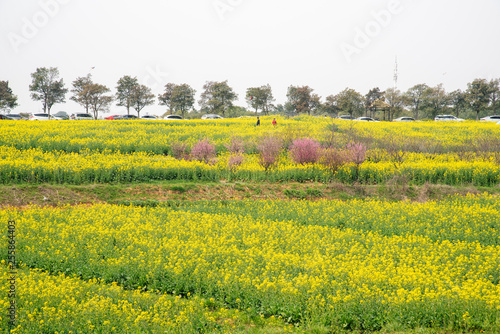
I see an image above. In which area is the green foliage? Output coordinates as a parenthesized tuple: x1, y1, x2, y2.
(199, 80, 238, 116)
(286, 85, 321, 115)
(0, 80, 18, 113)
(246, 84, 275, 115)
(159, 83, 196, 118)
(115, 75, 139, 115)
(330, 87, 364, 118)
(29, 67, 68, 114)
(467, 78, 493, 120)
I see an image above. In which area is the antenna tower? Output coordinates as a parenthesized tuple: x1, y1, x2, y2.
(393, 57, 398, 89)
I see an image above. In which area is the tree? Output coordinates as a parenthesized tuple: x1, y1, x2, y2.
(322, 95, 339, 116)
(88, 83, 114, 119)
(158, 83, 176, 115)
(448, 89, 467, 118)
(116, 75, 139, 115)
(158, 83, 196, 118)
(286, 85, 321, 115)
(365, 87, 384, 117)
(131, 84, 155, 117)
(172, 84, 196, 118)
(466, 78, 492, 121)
(384, 88, 404, 120)
(246, 84, 275, 115)
(403, 84, 429, 120)
(423, 84, 448, 119)
(331, 88, 364, 118)
(489, 79, 499, 114)
(0, 81, 18, 113)
(199, 81, 237, 116)
(29, 67, 67, 115)
(70, 74, 93, 114)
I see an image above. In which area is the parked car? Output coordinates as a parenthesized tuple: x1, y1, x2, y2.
(140, 115, 157, 120)
(479, 115, 500, 122)
(5, 114, 24, 120)
(30, 113, 53, 121)
(354, 116, 378, 122)
(70, 113, 94, 120)
(393, 116, 415, 122)
(164, 115, 184, 120)
(115, 115, 138, 120)
(0, 114, 11, 120)
(337, 115, 353, 120)
(434, 115, 464, 121)
(201, 114, 223, 120)
(105, 114, 121, 120)
(52, 111, 69, 120)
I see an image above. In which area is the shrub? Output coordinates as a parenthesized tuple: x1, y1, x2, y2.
(190, 138, 216, 163)
(225, 137, 246, 154)
(345, 142, 367, 165)
(171, 142, 190, 160)
(320, 147, 347, 172)
(289, 138, 321, 164)
(257, 135, 283, 170)
(228, 154, 245, 171)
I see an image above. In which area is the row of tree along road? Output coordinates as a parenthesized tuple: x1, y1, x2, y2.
(0, 67, 499, 121)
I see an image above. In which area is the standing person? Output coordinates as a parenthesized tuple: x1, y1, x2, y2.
(256, 116, 260, 126)
(272, 118, 277, 127)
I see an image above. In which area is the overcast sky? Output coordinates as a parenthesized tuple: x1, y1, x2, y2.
(1, 0, 499, 116)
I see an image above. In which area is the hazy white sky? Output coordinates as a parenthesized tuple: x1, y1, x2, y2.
(1, 0, 499, 116)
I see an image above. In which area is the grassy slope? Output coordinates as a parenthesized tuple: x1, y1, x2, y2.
(2, 181, 499, 208)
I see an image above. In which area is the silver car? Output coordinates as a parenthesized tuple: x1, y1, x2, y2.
(29, 113, 53, 121)
(393, 117, 415, 122)
(480, 115, 500, 122)
(201, 114, 223, 119)
(434, 115, 464, 121)
(70, 113, 94, 120)
(354, 117, 378, 122)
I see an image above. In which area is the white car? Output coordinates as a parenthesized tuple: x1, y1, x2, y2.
(393, 116, 415, 122)
(164, 115, 184, 120)
(354, 117, 378, 122)
(71, 113, 94, 120)
(337, 115, 353, 120)
(434, 115, 464, 121)
(480, 115, 500, 122)
(201, 114, 223, 120)
(29, 113, 53, 120)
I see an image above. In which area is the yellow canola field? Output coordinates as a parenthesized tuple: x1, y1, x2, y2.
(1, 117, 499, 154)
(1, 144, 499, 185)
(1, 117, 500, 185)
(0, 266, 291, 333)
(3, 197, 500, 331)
